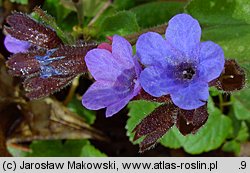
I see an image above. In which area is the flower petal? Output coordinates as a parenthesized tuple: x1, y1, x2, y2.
(112, 35, 134, 68)
(165, 14, 201, 57)
(140, 66, 178, 97)
(106, 93, 134, 117)
(198, 41, 225, 82)
(136, 32, 177, 67)
(106, 81, 141, 117)
(82, 81, 130, 110)
(170, 82, 209, 110)
(85, 49, 123, 81)
(133, 55, 142, 78)
(4, 35, 30, 53)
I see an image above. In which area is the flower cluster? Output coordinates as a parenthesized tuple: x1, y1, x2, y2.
(5, 12, 245, 151)
(4, 13, 226, 117)
(81, 14, 225, 116)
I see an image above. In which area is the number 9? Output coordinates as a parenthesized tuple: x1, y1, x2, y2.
(241, 161, 246, 169)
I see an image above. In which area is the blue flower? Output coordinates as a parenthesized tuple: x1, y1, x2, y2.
(82, 35, 141, 117)
(4, 35, 30, 53)
(136, 14, 225, 110)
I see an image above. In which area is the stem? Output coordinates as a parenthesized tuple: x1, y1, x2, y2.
(220, 102, 233, 106)
(88, 0, 112, 27)
(74, 0, 84, 27)
(125, 24, 168, 45)
(63, 75, 80, 105)
(218, 93, 224, 112)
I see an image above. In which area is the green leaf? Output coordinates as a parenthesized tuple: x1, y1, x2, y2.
(235, 121, 249, 142)
(43, 0, 72, 23)
(187, 0, 250, 85)
(68, 96, 96, 124)
(42, 1, 77, 32)
(202, 25, 250, 84)
(233, 89, 250, 121)
(232, 0, 250, 24)
(209, 87, 221, 96)
(27, 140, 105, 157)
(100, 11, 139, 36)
(180, 100, 232, 154)
(127, 99, 232, 154)
(113, 0, 136, 10)
(80, 142, 107, 157)
(126, 100, 162, 143)
(10, 0, 28, 5)
(61, 0, 110, 17)
(89, 6, 116, 30)
(82, 0, 109, 17)
(160, 126, 182, 149)
(131, 2, 184, 28)
(27, 140, 86, 157)
(7, 146, 28, 157)
(185, 0, 246, 25)
(8, 140, 106, 157)
(222, 140, 241, 155)
(187, 0, 250, 117)
(59, 12, 78, 32)
(114, 0, 161, 10)
(160, 99, 232, 154)
(228, 108, 242, 138)
(222, 120, 249, 155)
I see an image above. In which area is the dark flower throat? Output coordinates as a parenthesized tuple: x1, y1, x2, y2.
(175, 62, 196, 80)
(182, 67, 195, 80)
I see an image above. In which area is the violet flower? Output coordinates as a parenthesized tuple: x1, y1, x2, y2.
(136, 14, 225, 110)
(4, 35, 30, 54)
(82, 35, 141, 117)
